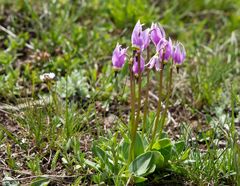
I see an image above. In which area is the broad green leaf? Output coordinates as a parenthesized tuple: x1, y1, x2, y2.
(120, 141, 129, 161)
(152, 138, 172, 150)
(152, 151, 164, 168)
(129, 151, 153, 176)
(134, 132, 144, 157)
(129, 151, 164, 176)
(152, 141, 161, 150)
(158, 138, 172, 148)
(152, 138, 172, 164)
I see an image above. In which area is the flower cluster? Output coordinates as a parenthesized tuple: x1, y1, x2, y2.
(112, 20, 186, 73)
(111, 20, 186, 162)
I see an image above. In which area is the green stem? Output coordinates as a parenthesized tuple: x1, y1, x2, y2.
(65, 75, 70, 139)
(142, 47, 150, 137)
(135, 52, 142, 130)
(128, 52, 136, 164)
(131, 52, 142, 160)
(159, 64, 173, 136)
(150, 57, 164, 149)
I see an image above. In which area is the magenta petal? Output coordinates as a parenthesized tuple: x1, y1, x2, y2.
(156, 38, 173, 62)
(131, 21, 150, 51)
(132, 55, 145, 74)
(142, 28, 150, 49)
(131, 20, 143, 48)
(146, 55, 159, 70)
(112, 43, 127, 69)
(164, 38, 173, 61)
(151, 23, 165, 46)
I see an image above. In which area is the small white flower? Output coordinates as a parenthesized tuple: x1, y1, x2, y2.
(40, 72, 55, 82)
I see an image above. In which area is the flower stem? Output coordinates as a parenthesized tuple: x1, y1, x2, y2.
(142, 47, 150, 137)
(150, 58, 164, 149)
(128, 52, 136, 164)
(132, 52, 142, 159)
(159, 63, 173, 136)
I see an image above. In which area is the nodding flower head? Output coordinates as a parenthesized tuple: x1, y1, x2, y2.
(132, 55, 145, 75)
(172, 42, 186, 65)
(131, 20, 150, 51)
(156, 38, 173, 62)
(146, 54, 161, 71)
(112, 43, 128, 70)
(150, 23, 165, 46)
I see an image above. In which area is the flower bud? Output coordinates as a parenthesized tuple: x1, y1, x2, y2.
(112, 43, 128, 70)
(172, 42, 186, 65)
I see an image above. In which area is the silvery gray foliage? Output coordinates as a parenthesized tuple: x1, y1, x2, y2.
(55, 69, 90, 98)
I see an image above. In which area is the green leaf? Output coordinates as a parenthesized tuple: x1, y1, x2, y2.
(0, 52, 13, 65)
(152, 141, 160, 150)
(152, 151, 164, 168)
(2, 176, 20, 186)
(174, 141, 185, 155)
(159, 138, 172, 148)
(152, 138, 172, 164)
(152, 138, 172, 150)
(129, 151, 153, 176)
(134, 132, 144, 157)
(84, 159, 100, 172)
(129, 151, 164, 177)
(120, 140, 129, 161)
(92, 145, 106, 162)
(180, 148, 190, 161)
(92, 145, 113, 171)
(133, 175, 148, 183)
(51, 150, 60, 171)
(30, 177, 50, 186)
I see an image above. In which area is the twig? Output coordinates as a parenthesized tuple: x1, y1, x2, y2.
(0, 166, 32, 175)
(0, 108, 11, 115)
(2, 175, 77, 181)
(0, 25, 34, 50)
(0, 166, 92, 181)
(0, 159, 8, 167)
